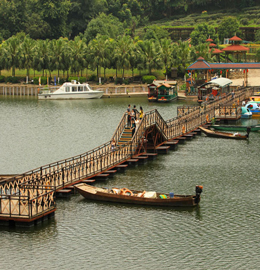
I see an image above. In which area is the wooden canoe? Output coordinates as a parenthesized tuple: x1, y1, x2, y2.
(74, 183, 203, 207)
(211, 125, 260, 132)
(200, 126, 249, 140)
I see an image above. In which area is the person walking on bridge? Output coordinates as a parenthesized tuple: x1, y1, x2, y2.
(127, 104, 131, 127)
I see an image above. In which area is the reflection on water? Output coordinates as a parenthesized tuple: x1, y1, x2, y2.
(0, 96, 260, 270)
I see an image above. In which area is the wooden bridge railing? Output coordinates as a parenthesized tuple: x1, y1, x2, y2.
(0, 87, 253, 221)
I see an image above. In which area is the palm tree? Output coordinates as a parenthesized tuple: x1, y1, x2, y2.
(159, 38, 173, 79)
(190, 43, 213, 62)
(35, 39, 50, 77)
(136, 39, 160, 75)
(173, 40, 192, 75)
(50, 37, 68, 77)
(69, 36, 87, 77)
(20, 36, 36, 79)
(114, 35, 133, 78)
(3, 35, 21, 76)
(88, 35, 110, 79)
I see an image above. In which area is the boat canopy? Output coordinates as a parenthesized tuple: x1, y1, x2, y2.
(208, 78, 232, 88)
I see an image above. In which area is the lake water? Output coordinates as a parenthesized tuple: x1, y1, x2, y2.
(0, 96, 260, 270)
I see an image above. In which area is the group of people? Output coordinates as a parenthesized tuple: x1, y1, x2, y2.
(127, 104, 144, 136)
(110, 105, 144, 152)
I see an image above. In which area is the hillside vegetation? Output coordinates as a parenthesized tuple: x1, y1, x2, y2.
(1, 0, 260, 41)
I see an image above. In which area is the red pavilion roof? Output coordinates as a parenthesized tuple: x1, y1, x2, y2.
(222, 45, 249, 52)
(211, 48, 223, 54)
(209, 43, 217, 47)
(206, 38, 213, 42)
(229, 36, 242, 41)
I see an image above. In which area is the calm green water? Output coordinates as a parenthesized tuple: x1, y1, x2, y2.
(0, 96, 260, 270)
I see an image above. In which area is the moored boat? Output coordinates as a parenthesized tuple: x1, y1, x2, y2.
(211, 124, 260, 132)
(200, 126, 249, 140)
(245, 102, 260, 115)
(249, 92, 260, 102)
(241, 107, 252, 119)
(75, 183, 203, 207)
(38, 81, 104, 100)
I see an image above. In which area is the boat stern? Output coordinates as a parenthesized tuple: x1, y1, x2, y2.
(195, 185, 203, 204)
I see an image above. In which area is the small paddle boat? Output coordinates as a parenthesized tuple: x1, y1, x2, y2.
(245, 102, 260, 115)
(200, 126, 250, 140)
(75, 183, 203, 207)
(241, 107, 252, 119)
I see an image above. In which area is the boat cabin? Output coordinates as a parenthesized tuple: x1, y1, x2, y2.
(198, 78, 232, 103)
(157, 82, 177, 102)
(148, 82, 158, 102)
(62, 82, 93, 93)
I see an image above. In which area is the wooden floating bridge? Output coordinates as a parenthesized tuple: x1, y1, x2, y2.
(0, 87, 254, 227)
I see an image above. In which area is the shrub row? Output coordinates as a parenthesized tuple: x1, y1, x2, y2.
(0, 76, 26, 83)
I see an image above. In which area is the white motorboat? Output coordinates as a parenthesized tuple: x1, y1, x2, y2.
(38, 81, 103, 100)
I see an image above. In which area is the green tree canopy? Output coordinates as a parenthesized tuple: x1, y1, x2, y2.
(190, 23, 219, 46)
(84, 13, 124, 43)
(218, 17, 241, 44)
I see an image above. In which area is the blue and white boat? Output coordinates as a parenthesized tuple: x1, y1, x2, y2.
(245, 102, 260, 115)
(241, 107, 252, 119)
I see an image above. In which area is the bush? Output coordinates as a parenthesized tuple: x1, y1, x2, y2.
(33, 77, 48, 85)
(240, 18, 249, 25)
(115, 77, 123, 85)
(68, 76, 87, 83)
(58, 78, 66, 84)
(123, 78, 129, 85)
(142, 75, 156, 84)
(5, 76, 25, 83)
(0, 75, 5, 83)
(88, 74, 97, 82)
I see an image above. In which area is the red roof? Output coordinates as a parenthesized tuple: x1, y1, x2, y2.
(209, 43, 216, 47)
(188, 57, 211, 69)
(206, 38, 213, 42)
(187, 58, 260, 70)
(211, 48, 223, 54)
(222, 44, 249, 52)
(229, 36, 242, 41)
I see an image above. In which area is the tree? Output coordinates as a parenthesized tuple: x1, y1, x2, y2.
(88, 35, 111, 78)
(69, 36, 87, 77)
(84, 13, 124, 43)
(50, 38, 68, 78)
(190, 23, 219, 46)
(34, 40, 50, 77)
(68, 0, 107, 38)
(2, 34, 22, 76)
(114, 35, 133, 78)
(20, 36, 36, 78)
(255, 29, 260, 43)
(36, 0, 71, 39)
(158, 38, 173, 78)
(218, 17, 241, 44)
(190, 43, 213, 62)
(136, 39, 160, 75)
(173, 40, 192, 75)
(143, 25, 169, 41)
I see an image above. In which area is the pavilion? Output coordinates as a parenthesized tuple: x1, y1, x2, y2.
(187, 57, 260, 87)
(221, 35, 249, 62)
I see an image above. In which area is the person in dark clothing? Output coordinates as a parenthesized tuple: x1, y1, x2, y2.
(131, 117, 136, 137)
(127, 104, 131, 127)
(133, 105, 139, 120)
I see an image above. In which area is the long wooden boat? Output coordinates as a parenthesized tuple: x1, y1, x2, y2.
(74, 183, 203, 207)
(200, 126, 249, 140)
(211, 125, 260, 132)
